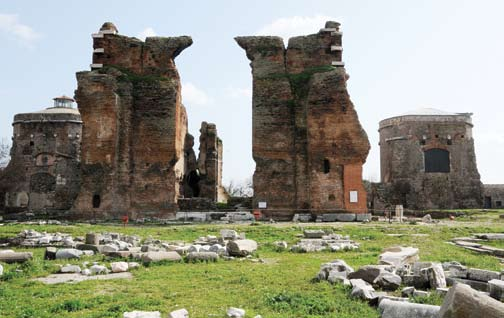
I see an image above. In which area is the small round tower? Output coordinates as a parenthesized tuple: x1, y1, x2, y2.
(1, 96, 82, 216)
(378, 108, 482, 209)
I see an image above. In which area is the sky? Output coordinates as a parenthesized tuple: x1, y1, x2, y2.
(1, 0, 503, 185)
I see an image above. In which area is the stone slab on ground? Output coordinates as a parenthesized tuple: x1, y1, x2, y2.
(438, 283, 504, 318)
(445, 277, 489, 292)
(467, 268, 500, 282)
(168, 308, 189, 318)
(123, 311, 161, 318)
(379, 298, 440, 318)
(34, 272, 132, 284)
(0, 251, 33, 263)
(141, 251, 182, 263)
(488, 279, 504, 301)
(379, 246, 419, 267)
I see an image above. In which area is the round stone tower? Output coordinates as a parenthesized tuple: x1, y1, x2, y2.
(378, 108, 482, 210)
(0, 96, 82, 218)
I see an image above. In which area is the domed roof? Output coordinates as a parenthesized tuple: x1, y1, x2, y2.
(399, 108, 458, 116)
(100, 22, 118, 33)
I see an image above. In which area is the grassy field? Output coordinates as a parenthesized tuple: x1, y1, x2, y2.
(0, 217, 503, 318)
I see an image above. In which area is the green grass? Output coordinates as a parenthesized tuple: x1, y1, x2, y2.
(0, 221, 503, 317)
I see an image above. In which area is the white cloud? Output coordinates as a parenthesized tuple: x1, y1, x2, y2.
(256, 15, 340, 42)
(0, 14, 41, 47)
(182, 82, 212, 106)
(137, 27, 157, 40)
(225, 86, 252, 99)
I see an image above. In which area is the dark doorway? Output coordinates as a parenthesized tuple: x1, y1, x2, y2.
(496, 201, 502, 208)
(323, 159, 330, 174)
(187, 170, 201, 197)
(92, 194, 101, 208)
(484, 196, 492, 209)
(424, 148, 450, 173)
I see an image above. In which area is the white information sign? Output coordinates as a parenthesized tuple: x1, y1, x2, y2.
(258, 201, 267, 209)
(349, 191, 358, 203)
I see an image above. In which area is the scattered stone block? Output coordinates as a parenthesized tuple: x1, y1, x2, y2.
(422, 214, 433, 223)
(60, 265, 81, 274)
(186, 251, 219, 262)
(445, 277, 489, 292)
(85, 233, 100, 245)
(401, 286, 415, 297)
(467, 268, 500, 282)
(35, 272, 132, 284)
(350, 278, 377, 300)
(436, 287, 449, 296)
(413, 290, 430, 298)
(220, 229, 238, 240)
(379, 246, 419, 267)
(227, 239, 257, 257)
(227, 307, 245, 317)
(111, 262, 129, 273)
(0, 251, 33, 263)
(303, 229, 325, 238)
(44, 247, 57, 260)
(76, 243, 100, 253)
(141, 251, 182, 263)
(90, 264, 109, 275)
(168, 308, 189, 318)
(316, 259, 354, 281)
(123, 311, 161, 318)
(438, 283, 504, 318)
(488, 279, 504, 301)
(422, 263, 446, 288)
(0, 264, 3, 276)
(375, 271, 402, 291)
(379, 298, 440, 318)
(55, 249, 82, 260)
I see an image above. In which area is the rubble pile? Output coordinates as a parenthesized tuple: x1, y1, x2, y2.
(289, 229, 359, 253)
(315, 246, 504, 317)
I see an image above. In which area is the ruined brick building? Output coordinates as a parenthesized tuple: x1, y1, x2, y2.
(0, 96, 82, 217)
(371, 108, 483, 210)
(236, 21, 370, 219)
(0, 23, 225, 220)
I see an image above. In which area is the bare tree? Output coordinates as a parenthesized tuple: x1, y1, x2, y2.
(225, 176, 253, 197)
(0, 138, 11, 169)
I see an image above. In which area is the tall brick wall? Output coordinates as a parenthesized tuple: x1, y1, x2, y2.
(72, 22, 192, 219)
(236, 22, 370, 219)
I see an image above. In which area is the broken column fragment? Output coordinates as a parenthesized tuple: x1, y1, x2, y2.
(236, 21, 370, 219)
(72, 22, 192, 219)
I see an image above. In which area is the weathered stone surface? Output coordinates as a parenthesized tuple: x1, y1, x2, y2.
(90, 264, 109, 275)
(60, 265, 81, 273)
(467, 268, 500, 282)
(304, 229, 325, 238)
(488, 279, 504, 301)
(379, 246, 419, 267)
(236, 21, 369, 219)
(316, 259, 354, 281)
(186, 251, 219, 262)
(123, 311, 161, 318)
(35, 272, 132, 284)
(422, 263, 446, 288)
(0, 264, 3, 276)
(227, 239, 258, 257)
(445, 277, 489, 292)
(141, 251, 182, 263)
(168, 308, 189, 318)
(44, 247, 57, 260)
(348, 265, 389, 284)
(0, 250, 33, 263)
(438, 283, 504, 318)
(227, 307, 245, 317)
(375, 110, 482, 210)
(111, 262, 129, 273)
(350, 278, 377, 300)
(72, 22, 193, 219)
(374, 271, 402, 291)
(220, 229, 238, 240)
(85, 233, 100, 245)
(55, 249, 82, 260)
(379, 298, 440, 318)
